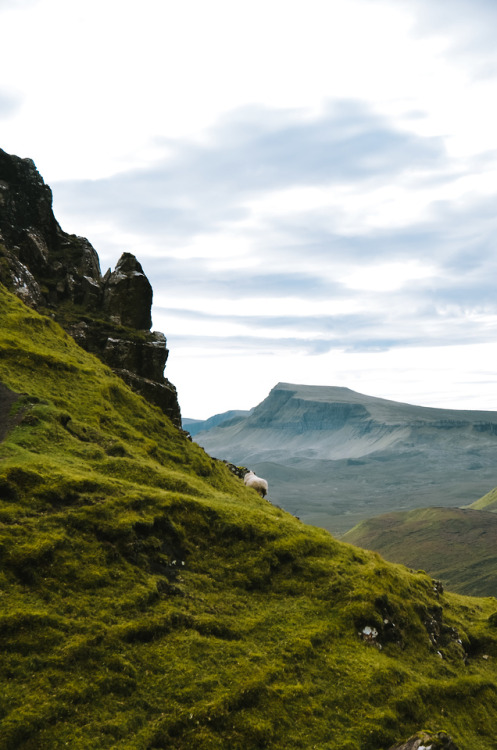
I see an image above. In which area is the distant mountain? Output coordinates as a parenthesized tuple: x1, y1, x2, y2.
(195, 382, 497, 535)
(183, 409, 251, 437)
(342, 505, 497, 597)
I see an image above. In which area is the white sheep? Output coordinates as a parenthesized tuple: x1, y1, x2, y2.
(243, 470, 268, 498)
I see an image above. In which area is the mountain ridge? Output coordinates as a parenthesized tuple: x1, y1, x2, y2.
(195, 382, 497, 535)
(183, 409, 251, 437)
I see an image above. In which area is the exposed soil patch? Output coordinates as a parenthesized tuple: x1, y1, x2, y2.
(0, 382, 22, 442)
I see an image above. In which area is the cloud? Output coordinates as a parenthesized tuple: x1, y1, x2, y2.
(164, 309, 497, 357)
(152, 265, 341, 301)
(403, 0, 497, 78)
(48, 96, 497, 373)
(0, 89, 22, 119)
(52, 100, 447, 244)
(0, 0, 39, 10)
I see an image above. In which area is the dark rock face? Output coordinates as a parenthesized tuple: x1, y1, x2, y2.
(102, 253, 153, 329)
(0, 148, 181, 426)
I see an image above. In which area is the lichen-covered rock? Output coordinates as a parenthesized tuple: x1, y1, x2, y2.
(103, 332, 168, 381)
(0, 148, 181, 426)
(388, 730, 460, 750)
(0, 247, 43, 307)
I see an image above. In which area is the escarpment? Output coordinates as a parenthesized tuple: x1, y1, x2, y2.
(0, 147, 181, 426)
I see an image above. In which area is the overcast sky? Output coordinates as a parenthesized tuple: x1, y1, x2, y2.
(2, 0, 497, 418)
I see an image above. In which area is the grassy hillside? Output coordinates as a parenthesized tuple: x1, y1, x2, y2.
(470, 486, 497, 512)
(342, 507, 497, 598)
(2, 284, 497, 749)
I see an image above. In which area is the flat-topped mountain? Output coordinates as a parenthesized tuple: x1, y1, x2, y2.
(194, 382, 497, 535)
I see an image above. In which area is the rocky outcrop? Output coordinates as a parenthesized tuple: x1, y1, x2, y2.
(0, 148, 181, 426)
(388, 730, 460, 750)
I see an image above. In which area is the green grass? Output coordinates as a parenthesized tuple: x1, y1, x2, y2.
(342, 506, 497, 597)
(2, 283, 497, 749)
(470, 486, 497, 512)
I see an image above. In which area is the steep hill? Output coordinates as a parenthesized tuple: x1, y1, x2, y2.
(4, 280, 497, 747)
(342, 506, 497, 597)
(195, 382, 497, 535)
(470, 486, 497, 512)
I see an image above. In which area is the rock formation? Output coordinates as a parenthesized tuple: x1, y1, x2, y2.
(0, 147, 181, 426)
(388, 730, 460, 750)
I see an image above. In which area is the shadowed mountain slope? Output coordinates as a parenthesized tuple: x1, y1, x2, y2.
(342, 506, 497, 597)
(3, 286, 497, 748)
(195, 382, 497, 535)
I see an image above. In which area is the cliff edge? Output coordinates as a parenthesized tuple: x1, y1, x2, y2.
(0, 147, 181, 426)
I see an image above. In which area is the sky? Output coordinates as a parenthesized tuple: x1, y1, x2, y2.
(1, 0, 497, 418)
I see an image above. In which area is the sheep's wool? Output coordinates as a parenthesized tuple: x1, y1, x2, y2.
(244, 471, 268, 498)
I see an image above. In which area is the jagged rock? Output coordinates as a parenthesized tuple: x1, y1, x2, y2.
(102, 252, 153, 329)
(103, 332, 168, 381)
(388, 730, 460, 750)
(0, 147, 181, 426)
(0, 250, 43, 307)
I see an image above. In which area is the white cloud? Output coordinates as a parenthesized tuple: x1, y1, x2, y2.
(342, 260, 438, 292)
(2, 0, 497, 417)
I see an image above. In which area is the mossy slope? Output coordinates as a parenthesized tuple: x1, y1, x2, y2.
(342, 506, 497, 597)
(1, 284, 497, 750)
(470, 486, 497, 512)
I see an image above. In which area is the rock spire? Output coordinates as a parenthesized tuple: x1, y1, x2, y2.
(0, 147, 181, 426)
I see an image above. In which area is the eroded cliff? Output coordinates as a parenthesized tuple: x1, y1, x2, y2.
(0, 147, 181, 426)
